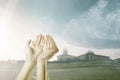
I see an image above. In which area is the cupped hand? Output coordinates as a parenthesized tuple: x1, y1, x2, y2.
(37, 35, 59, 62)
(25, 34, 45, 62)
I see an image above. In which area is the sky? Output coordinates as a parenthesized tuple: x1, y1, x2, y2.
(0, 0, 120, 60)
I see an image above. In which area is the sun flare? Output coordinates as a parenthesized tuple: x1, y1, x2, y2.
(0, 9, 13, 60)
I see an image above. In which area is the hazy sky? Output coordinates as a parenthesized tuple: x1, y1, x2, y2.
(0, 0, 120, 60)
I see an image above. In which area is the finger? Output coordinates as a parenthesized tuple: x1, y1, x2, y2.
(39, 36, 45, 50)
(27, 40, 31, 45)
(35, 35, 39, 45)
(46, 35, 51, 49)
(48, 35, 53, 49)
(26, 40, 31, 48)
(38, 34, 42, 44)
(30, 41, 36, 49)
(45, 35, 49, 50)
(47, 35, 57, 48)
(36, 34, 42, 46)
(25, 40, 34, 55)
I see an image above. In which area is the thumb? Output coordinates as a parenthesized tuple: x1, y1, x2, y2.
(25, 40, 34, 55)
(26, 40, 31, 47)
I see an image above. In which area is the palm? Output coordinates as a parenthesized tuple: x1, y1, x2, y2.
(26, 35, 44, 61)
(38, 35, 58, 61)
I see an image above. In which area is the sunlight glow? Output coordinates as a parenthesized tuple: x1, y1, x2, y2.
(0, 8, 13, 60)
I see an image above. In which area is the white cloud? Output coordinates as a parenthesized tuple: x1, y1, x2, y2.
(61, 0, 120, 48)
(54, 0, 120, 59)
(0, 0, 120, 60)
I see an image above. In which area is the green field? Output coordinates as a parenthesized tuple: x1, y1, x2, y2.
(0, 62, 120, 80)
(46, 62, 120, 80)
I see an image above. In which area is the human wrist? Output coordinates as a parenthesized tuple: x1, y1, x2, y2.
(26, 57, 37, 63)
(37, 60, 46, 64)
(16, 60, 36, 80)
(37, 60, 46, 80)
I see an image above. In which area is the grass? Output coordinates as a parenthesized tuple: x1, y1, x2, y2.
(46, 62, 120, 80)
(0, 61, 120, 80)
(48, 67, 120, 80)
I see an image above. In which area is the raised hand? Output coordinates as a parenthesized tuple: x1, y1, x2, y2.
(26, 34, 45, 62)
(16, 34, 58, 80)
(36, 35, 59, 80)
(16, 34, 45, 80)
(37, 35, 59, 62)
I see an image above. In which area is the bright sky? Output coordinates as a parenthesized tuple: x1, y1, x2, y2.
(0, 0, 120, 61)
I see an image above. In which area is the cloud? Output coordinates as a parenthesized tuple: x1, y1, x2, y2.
(61, 0, 120, 49)
(0, 0, 120, 60)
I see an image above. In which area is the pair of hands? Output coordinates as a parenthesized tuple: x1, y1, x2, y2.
(26, 34, 58, 63)
(16, 34, 58, 80)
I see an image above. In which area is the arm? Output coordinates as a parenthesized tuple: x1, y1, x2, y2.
(37, 35, 59, 80)
(37, 61, 48, 80)
(37, 61, 46, 80)
(16, 35, 44, 80)
(16, 59, 36, 80)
